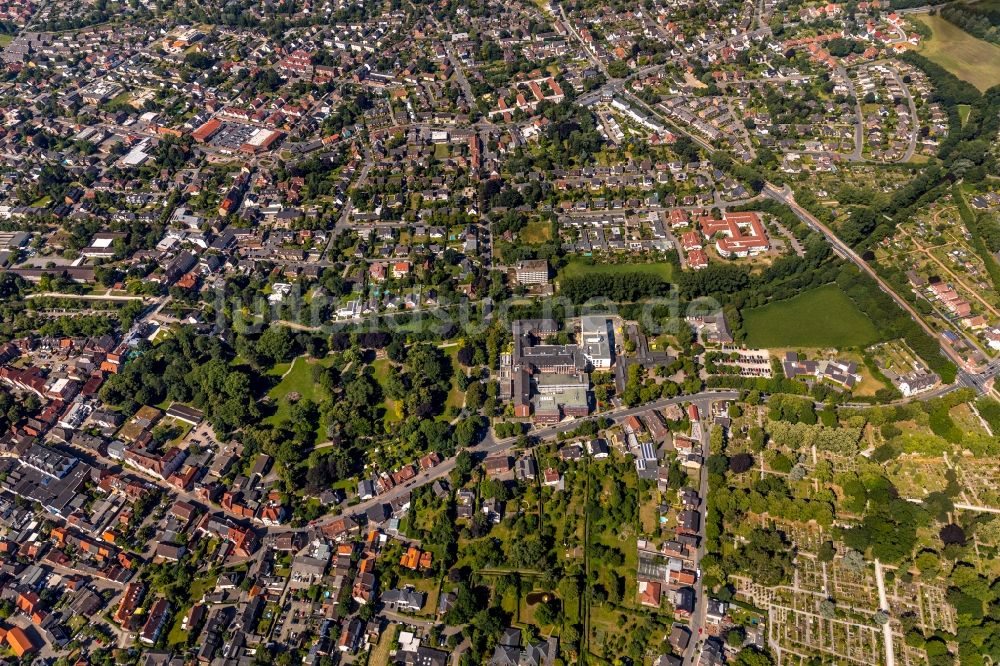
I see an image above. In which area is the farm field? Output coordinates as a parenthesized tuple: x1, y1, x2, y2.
(913, 13, 1000, 91)
(558, 258, 674, 281)
(742, 284, 880, 348)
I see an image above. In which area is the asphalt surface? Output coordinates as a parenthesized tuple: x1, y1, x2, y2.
(763, 182, 998, 385)
(302, 390, 739, 533)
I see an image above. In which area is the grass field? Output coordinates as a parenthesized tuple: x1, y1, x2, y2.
(265, 356, 325, 425)
(913, 13, 1000, 91)
(558, 258, 674, 281)
(166, 574, 217, 645)
(369, 623, 400, 666)
(638, 490, 659, 535)
(520, 220, 553, 244)
(0, 35, 12, 47)
(371, 358, 404, 424)
(743, 284, 880, 348)
(440, 344, 465, 418)
(958, 104, 972, 126)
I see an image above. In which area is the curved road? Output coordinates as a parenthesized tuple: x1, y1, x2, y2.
(764, 182, 1000, 394)
(763, 183, 967, 370)
(298, 389, 738, 534)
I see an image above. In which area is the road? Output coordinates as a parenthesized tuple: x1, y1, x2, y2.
(837, 65, 865, 162)
(684, 414, 713, 666)
(755, 0, 769, 29)
(444, 42, 476, 109)
(650, 97, 717, 153)
(555, 194, 762, 219)
(765, 182, 1000, 395)
(558, 3, 608, 77)
(903, 227, 1000, 320)
(304, 390, 738, 533)
(26, 292, 147, 301)
(20, 0, 52, 33)
(889, 67, 919, 163)
(328, 146, 375, 245)
(873, 560, 896, 666)
(763, 183, 968, 369)
(953, 503, 1000, 515)
(272, 301, 464, 333)
(575, 64, 666, 107)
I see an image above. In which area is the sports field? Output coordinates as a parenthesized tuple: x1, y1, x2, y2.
(743, 284, 880, 348)
(913, 13, 1000, 91)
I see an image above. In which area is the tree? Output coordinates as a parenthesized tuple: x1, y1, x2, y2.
(465, 381, 485, 410)
(533, 597, 559, 626)
(445, 583, 478, 625)
(607, 60, 629, 78)
(455, 416, 485, 448)
(562, 623, 580, 649)
(841, 549, 866, 574)
(672, 135, 700, 164)
(457, 345, 475, 366)
(940, 524, 966, 546)
(731, 647, 775, 666)
(256, 326, 296, 365)
(768, 452, 793, 474)
(729, 453, 755, 473)
(454, 450, 474, 479)
(732, 529, 794, 586)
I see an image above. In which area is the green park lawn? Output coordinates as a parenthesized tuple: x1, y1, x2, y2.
(742, 284, 880, 348)
(371, 358, 404, 424)
(958, 104, 972, 126)
(264, 356, 329, 426)
(440, 344, 465, 418)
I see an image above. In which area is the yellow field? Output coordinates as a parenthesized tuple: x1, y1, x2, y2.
(520, 219, 553, 244)
(913, 13, 1000, 91)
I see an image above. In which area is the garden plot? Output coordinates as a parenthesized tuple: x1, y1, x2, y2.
(793, 556, 830, 596)
(768, 604, 884, 665)
(828, 559, 880, 609)
(952, 455, 1000, 507)
(781, 523, 829, 554)
(896, 636, 929, 666)
(884, 577, 956, 634)
(886, 456, 951, 500)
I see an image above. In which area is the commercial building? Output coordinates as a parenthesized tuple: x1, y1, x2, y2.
(580, 316, 613, 368)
